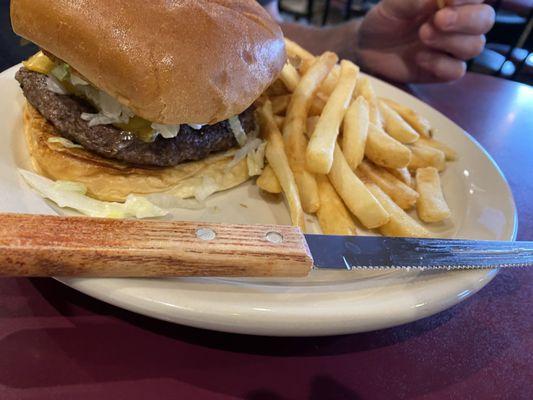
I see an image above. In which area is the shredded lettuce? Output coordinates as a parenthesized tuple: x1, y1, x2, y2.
(151, 123, 181, 139)
(225, 138, 263, 173)
(45, 62, 218, 139)
(80, 113, 118, 127)
(122, 196, 169, 219)
(247, 142, 267, 176)
(46, 76, 68, 95)
(44, 62, 240, 143)
(19, 169, 167, 219)
(70, 73, 89, 86)
(54, 180, 87, 194)
(229, 116, 247, 146)
(188, 123, 204, 130)
(75, 84, 100, 104)
(47, 137, 83, 149)
(194, 176, 219, 202)
(78, 87, 134, 127)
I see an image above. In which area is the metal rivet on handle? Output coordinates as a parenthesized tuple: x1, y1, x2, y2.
(196, 228, 216, 241)
(266, 231, 283, 244)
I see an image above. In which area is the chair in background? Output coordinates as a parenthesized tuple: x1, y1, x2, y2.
(470, 1, 532, 84)
(322, 0, 376, 25)
(279, 0, 317, 23)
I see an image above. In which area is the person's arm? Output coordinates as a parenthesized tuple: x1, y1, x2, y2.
(264, 0, 494, 83)
(281, 20, 362, 62)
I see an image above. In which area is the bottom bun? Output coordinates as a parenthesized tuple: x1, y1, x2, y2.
(23, 102, 250, 202)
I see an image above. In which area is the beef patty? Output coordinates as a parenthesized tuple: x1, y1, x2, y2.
(15, 68, 256, 167)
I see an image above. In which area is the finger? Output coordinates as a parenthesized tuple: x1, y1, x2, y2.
(416, 50, 467, 81)
(419, 23, 486, 60)
(434, 4, 495, 34)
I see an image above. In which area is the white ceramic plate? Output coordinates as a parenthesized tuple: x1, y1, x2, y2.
(0, 65, 517, 336)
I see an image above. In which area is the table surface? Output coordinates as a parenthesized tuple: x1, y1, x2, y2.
(0, 72, 531, 399)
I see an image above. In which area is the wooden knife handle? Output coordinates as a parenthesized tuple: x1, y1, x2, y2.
(0, 213, 314, 277)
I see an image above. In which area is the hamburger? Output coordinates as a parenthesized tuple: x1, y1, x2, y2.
(11, 0, 286, 202)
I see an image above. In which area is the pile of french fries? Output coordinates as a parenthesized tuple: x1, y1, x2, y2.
(257, 39, 458, 237)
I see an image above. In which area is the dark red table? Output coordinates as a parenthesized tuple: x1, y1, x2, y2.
(0, 73, 531, 399)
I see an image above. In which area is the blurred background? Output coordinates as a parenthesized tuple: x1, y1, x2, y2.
(280, 0, 532, 85)
(1, 0, 531, 85)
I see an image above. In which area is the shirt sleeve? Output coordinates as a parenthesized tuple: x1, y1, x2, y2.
(257, 0, 275, 5)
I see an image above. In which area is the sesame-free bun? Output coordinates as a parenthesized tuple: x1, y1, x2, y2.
(23, 102, 250, 202)
(11, 0, 286, 125)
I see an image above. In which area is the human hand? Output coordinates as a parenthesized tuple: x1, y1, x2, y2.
(355, 0, 495, 82)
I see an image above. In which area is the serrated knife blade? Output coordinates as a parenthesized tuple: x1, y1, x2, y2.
(305, 235, 533, 270)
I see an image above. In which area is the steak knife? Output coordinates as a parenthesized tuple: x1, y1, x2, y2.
(0, 213, 531, 277)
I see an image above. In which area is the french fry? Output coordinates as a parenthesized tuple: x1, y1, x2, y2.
(416, 167, 451, 223)
(307, 60, 359, 174)
(288, 54, 303, 70)
(364, 181, 431, 238)
(381, 98, 432, 137)
(266, 40, 460, 238)
(356, 76, 381, 127)
(365, 123, 412, 169)
(279, 62, 300, 92)
(388, 167, 413, 187)
(358, 161, 419, 210)
(271, 95, 291, 115)
(284, 38, 315, 72)
(316, 175, 358, 235)
(285, 38, 315, 63)
(257, 165, 282, 194)
(415, 137, 458, 161)
(259, 101, 305, 230)
(379, 100, 420, 144)
(274, 115, 285, 130)
(328, 144, 390, 229)
(306, 116, 320, 137)
(408, 145, 446, 172)
(282, 51, 338, 213)
(342, 96, 369, 170)
(318, 65, 340, 97)
(304, 116, 374, 231)
(266, 79, 289, 97)
(309, 96, 326, 116)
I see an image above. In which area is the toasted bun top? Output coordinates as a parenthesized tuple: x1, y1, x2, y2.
(12, 0, 286, 124)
